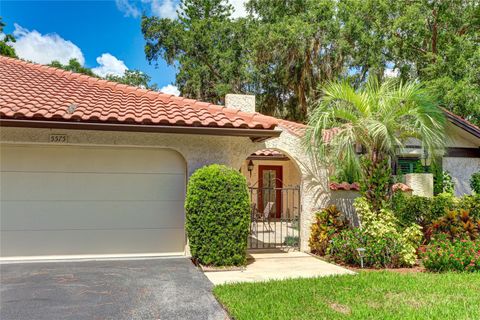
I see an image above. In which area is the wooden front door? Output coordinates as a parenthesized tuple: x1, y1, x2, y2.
(258, 165, 283, 219)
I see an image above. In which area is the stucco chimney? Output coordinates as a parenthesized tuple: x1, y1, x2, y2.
(225, 94, 256, 114)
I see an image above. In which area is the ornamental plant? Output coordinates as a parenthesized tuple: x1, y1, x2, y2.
(309, 205, 349, 256)
(430, 209, 479, 241)
(421, 234, 480, 272)
(329, 228, 408, 268)
(471, 172, 480, 194)
(306, 77, 446, 212)
(458, 194, 480, 219)
(185, 164, 250, 266)
(391, 192, 459, 240)
(354, 197, 422, 266)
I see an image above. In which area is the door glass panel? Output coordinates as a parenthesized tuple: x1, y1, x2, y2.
(262, 170, 276, 216)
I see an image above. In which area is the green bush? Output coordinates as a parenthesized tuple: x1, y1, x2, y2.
(309, 205, 349, 256)
(391, 192, 457, 230)
(329, 228, 410, 268)
(430, 193, 458, 218)
(354, 197, 422, 266)
(185, 164, 250, 266)
(421, 235, 480, 272)
(470, 172, 480, 194)
(430, 209, 479, 241)
(458, 194, 480, 219)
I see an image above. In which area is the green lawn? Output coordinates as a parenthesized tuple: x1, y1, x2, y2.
(213, 272, 480, 320)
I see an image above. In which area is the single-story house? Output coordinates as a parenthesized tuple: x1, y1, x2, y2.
(1, 56, 478, 260)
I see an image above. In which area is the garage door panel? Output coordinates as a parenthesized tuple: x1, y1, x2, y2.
(0, 145, 186, 174)
(0, 144, 186, 258)
(1, 200, 185, 230)
(2, 172, 186, 201)
(1, 228, 185, 257)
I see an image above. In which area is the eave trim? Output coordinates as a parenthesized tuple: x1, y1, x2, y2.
(0, 119, 282, 140)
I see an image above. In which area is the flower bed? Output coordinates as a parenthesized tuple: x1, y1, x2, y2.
(421, 235, 480, 272)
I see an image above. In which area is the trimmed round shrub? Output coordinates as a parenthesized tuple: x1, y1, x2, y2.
(185, 164, 250, 266)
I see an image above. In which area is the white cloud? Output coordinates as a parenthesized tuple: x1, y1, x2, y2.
(115, 0, 141, 18)
(115, 0, 245, 20)
(160, 84, 180, 96)
(384, 68, 400, 78)
(91, 53, 128, 77)
(150, 0, 179, 19)
(229, 0, 248, 18)
(11, 24, 84, 65)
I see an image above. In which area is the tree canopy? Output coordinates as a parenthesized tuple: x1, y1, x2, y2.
(306, 77, 446, 209)
(48, 59, 158, 90)
(142, 0, 479, 125)
(106, 70, 158, 90)
(49, 59, 96, 77)
(0, 17, 17, 58)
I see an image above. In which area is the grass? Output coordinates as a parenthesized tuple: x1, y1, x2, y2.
(213, 271, 480, 320)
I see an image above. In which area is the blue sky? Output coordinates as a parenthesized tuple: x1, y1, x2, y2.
(1, 0, 189, 93)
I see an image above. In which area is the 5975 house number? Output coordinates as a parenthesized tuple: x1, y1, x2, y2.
(49, 134, 68, 143)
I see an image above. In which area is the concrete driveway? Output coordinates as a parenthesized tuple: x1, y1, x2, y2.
(0, 258, 228, 320)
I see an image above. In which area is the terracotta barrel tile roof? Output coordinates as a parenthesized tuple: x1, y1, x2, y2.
(279, 119, 341, 143)
(392, 183, 413, 192)
(252, 149, 285, 157)
(329, 182, 360, 191)
(0, 56, 278, 130)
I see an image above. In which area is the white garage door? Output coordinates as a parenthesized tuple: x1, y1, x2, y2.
(0, 144, 186, 258)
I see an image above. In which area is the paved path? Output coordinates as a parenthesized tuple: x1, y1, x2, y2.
(205, 250, 355, 285)
(0, 258, 228, 320)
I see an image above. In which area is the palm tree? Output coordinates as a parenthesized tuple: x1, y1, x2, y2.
(305, 77, 446, 210)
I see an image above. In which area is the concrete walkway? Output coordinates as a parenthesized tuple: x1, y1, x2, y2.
(205, 250, 355, 285)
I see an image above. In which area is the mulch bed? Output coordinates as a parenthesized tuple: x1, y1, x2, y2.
(191, 257, 247, 272)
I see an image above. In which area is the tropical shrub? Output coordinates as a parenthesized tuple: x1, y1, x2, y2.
(305, 78, 445, 214)
(442, 171, 455, 194)
(430, 193, 458, 219)
(458, 194, 480, 219)
(357, 197, 423, 266)
(470, 172, 480, 194)
(325, 197, 423, 268)
(185, 164, 250, 266)
(309, 205, 349, 255)
(430, 209, 479, 241)
(329, 228, 416, 268)
(392, 193, 431, 227)
(360, 157, 393, 212)
(421, 235, 480, 272)
(391, 192, 458, 235)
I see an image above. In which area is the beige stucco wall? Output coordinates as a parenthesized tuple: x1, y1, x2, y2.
(1, 125, 328, 252)
(329, 190, 361, 226)
(401, 123, 480, 196)
(259, 130, 330, 251)
(405, 173, 434, 197)
(403, 123, 480, 150)
(443, 157, 480, 196)
(0, 127, 254, 177)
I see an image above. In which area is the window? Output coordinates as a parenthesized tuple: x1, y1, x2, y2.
(397, 158, 421, 174)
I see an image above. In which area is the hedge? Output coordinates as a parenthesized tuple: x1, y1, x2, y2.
(185, 164, 250, 266)
(392, 192, 480, 233)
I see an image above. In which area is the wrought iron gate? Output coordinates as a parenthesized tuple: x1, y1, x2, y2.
(248, 185, 301, 250)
